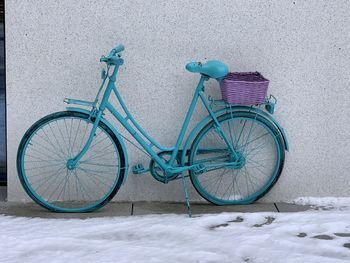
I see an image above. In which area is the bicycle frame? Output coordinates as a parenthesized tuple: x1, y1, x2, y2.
(67, 61, 239, 175)
(17, 44, 290, 217)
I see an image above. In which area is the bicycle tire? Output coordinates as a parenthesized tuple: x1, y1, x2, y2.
(17, 111, 126, 212)
(189, 111, 285, 205)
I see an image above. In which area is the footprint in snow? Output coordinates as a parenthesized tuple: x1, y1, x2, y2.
(343, 243, 350, 249)
(312, 234, 334, 240)
(252, 216, 275, 227)
(209, 216, 244, 230)
(228, 216, 244, 223)
(297, 232, 307, 238)
(334, 233, 350, 237)
(297, 232, 350, 250)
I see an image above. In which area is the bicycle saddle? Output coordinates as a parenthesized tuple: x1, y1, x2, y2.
(185, 60, 229, 80)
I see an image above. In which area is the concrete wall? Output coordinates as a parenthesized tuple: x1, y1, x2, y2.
(5, 0, 350, 202)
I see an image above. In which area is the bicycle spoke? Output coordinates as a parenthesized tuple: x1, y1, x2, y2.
(77, 167, 112, 189)
(77, 166, 116, 176)
(79, 162, 118, 168)
(81, 149, 116, 163)
(226, 117, 236, 149)
(47, 123, 68, 159)
(235, 120, 247, 148)
(88, 131, 110, 151)
(63, 119, 72, 158)
(239, 131, 269, 151)
(27, 139, 65, 161)
(32, 165, 66, 192)
(25, 154, 62, 163)
(37, 130, 66, 159)
(70, 119, 81, 156)
(56, 120, 71, 158)
(78, 121, 90, 152)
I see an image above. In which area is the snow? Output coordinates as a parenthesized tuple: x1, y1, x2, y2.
(1, 208, 350, 263)
(293, 197, 350, 210)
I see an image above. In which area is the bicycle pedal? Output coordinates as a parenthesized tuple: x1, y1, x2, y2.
(132, 164, 149, 175)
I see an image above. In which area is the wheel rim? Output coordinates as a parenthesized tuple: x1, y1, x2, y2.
(19, 114, 121, 212)
(190, 114, 282, 205)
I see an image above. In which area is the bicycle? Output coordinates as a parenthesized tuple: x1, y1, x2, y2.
(17, 44, 288, 215)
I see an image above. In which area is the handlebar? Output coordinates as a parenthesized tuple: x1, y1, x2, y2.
(100, 44, 125, 64)
(113, 44, 125, 54)
(108, 44, 125, 57)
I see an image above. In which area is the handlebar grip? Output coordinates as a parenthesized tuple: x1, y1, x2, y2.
(101, 44, 125, 63)
(113, 44, 125, 54)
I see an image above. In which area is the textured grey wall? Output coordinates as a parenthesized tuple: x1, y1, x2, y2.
(5, 0, 350, 202)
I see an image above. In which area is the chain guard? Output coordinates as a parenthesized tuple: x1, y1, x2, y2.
(149, 151, 182, 183)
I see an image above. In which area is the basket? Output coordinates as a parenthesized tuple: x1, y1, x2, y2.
(220, 72, 269, 105)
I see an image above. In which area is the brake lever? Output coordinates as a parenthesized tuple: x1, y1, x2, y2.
(100, 56, 108, 62)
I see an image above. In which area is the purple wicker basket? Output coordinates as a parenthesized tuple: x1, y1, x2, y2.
(220, 72, 269, 105)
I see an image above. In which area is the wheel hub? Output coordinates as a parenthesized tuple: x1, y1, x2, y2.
(66, 159, 76, 170)
(229, 152, 246, 169)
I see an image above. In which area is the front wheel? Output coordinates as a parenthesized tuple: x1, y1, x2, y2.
(17, 111, 126, 212)
(189, 111, 285, 205)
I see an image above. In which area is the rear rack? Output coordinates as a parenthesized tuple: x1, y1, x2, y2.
(208, 94, 277, 114)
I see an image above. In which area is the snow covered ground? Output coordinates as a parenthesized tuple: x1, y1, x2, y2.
(1, 198, 350, 263)
(293, 197, 350, 211)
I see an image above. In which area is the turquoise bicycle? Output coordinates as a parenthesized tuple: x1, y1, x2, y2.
(17, 44, 288, 213)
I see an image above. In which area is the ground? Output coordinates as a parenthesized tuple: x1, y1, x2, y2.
(1, 198, 350, 262)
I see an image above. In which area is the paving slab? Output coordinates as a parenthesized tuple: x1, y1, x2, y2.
(274, 202, 312, 212)
(191, 203, 278, 214)
(133, 202, 278, 215)
(0, 201, 132, 219)
(132, 202, 188, 215)
(0, 201, 313, 218)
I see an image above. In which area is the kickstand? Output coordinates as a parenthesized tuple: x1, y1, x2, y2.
(180, 173, 192, 217)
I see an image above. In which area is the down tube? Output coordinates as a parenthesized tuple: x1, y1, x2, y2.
(105, 102, 168, 170)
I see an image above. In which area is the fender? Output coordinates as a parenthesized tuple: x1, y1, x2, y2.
(66, 107, 129, 184)
(180, 105, 289, 166)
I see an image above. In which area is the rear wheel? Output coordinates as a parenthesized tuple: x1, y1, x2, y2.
(189, 112, 285, 205)
(17, 111, 126, 212)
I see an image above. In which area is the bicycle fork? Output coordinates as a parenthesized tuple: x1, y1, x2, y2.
(66, 110, 103, 170)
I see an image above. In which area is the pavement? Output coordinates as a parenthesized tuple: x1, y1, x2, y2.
(0, 186, 313, 219)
